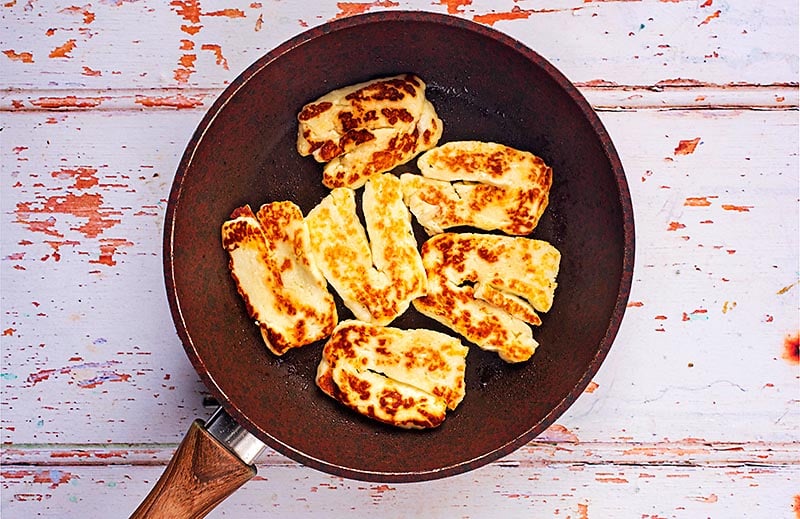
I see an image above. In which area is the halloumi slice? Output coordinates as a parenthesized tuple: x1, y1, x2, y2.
(413, 233, 560, 363)
(297, 74, 443, 189)
(316, 320, 468, 429)
(305, 173, 427, 325)
(400, 141, 552, 235)
(221, 202, 338, 355)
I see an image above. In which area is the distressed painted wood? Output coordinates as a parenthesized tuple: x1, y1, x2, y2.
(1, 0, 798, 93)
(1, 0, 798, 517)
(2, 462, 798, 517)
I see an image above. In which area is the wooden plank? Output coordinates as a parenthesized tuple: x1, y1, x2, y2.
(2, 107, 797, 449)
(3, 440, 799, 468)
(1, 462, 797, 518)
(1, 0, 797, 91)
(3, 84, 798, 112)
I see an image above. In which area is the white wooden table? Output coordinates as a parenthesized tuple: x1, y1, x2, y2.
(2, 1, 798, 517)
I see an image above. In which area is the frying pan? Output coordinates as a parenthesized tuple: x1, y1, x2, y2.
(131, 11, 634, 518)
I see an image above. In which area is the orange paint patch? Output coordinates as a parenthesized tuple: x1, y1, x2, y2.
(622, 445, 709, 457)
(576, 502, 589, 519)
(53, 194, 117, 238)
(580, 79, 621, 87)
(2, 328, 15, 336)
(1, 469, 78, 489)
(334, 0, 400, 19)
(627, 301, 644, 307)
(49, 39, 77, 58)
(171, 0, 201, 23)
(180, 39, 194, 50)
(180, 24, 202, 34)
(81, 66, 101, 76)
(60, 5, 95, 24)
(721, 204, 753, 212)
(14, 214, 62, 237)
(134, 93, 205, 109)
(52, 167, 99, 189)
(698, 9, 721, 26)
(436, 0, 472, 14)
(721, 301, 736, 314)
(90, 238, 134, 267)
(539, 423, 579, 443)
(684, 196, 715, 207)
(174, 67, 193, 83)
(596, 475, 629, 483)
(793, 494, 800, 518)
(682, 308, 708, 321)
(667, 221, 686, 231)
(674, 137, 701, 155)
(255, 13, 263, 31)
(201, 43, 228, 69)
(783, 333, 799, 365)
(31, 96, 106, 109)
(777, 282, 797, 295)
(584, 381, 599, 393)
(179, 53, 196, 68)
(3, 49, 34, 63)
(474, 6, 532, 26)
(205, 8, 245, 18)
(693, 493, 718, 503)
(701, 0, 713, 6)
(15, 166, 121, 241)
(43, 240, 80, 262)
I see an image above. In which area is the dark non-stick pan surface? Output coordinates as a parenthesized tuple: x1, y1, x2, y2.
(164, 11, 634, 483)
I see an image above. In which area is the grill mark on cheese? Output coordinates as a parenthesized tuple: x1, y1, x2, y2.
(221, 202, 337, 356)
(297, 74, 442, 189)
(315, 320, 468, 429)
(401, 141, 552, 236)
(298, 101, 333, 121)
(413, 233, 560, 363)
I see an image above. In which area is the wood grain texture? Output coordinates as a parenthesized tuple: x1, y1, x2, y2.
(1, 0, 798, 517)
(129, 420, 256, 519)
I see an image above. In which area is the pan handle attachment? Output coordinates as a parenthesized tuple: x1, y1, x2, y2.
(130, 408, 266, 519)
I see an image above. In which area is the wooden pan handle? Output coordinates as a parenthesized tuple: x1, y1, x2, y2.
(130, 419, 256, 519)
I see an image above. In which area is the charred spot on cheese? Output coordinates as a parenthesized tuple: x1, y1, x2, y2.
(315, 320, 468, 429)
(221, 202, 338, 356)
(296, 74, 443, 189)
(305, 173, 427, 326)
(400, 141, 552, 236)
(413, 233, 560, 363)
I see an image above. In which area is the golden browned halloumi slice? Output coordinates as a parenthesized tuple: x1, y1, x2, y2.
(297, 74, 443, 189)
(221, 202, 338, 355)
(412, 233, 560, 363)
(315, 320, 468, 429)
(400, 141, 552, 235)
(305, 173, 426, 325)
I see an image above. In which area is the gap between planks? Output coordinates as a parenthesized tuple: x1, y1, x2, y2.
(1, 85, 797, 112)
(2, 441, 798, 468)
